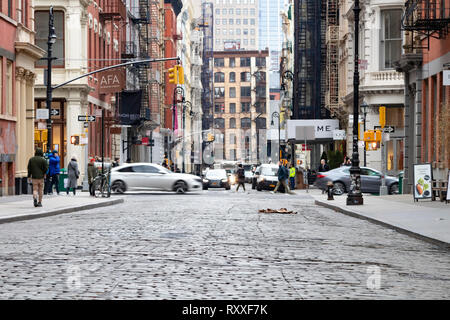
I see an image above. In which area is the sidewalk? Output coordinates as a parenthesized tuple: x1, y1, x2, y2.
(304, 189, 450, 247)
(0, 192, 124, 224)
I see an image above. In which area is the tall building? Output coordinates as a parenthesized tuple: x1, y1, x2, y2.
(212, 0, 259, 51)
(212, 50, 269, 164)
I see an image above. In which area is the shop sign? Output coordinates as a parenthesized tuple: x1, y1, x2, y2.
(413, 163, 433, 201)
(99, 69, 125, 94)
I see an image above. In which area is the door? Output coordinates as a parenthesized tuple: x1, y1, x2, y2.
(131, 165, 162, 189)
(360, 168, 382, 193)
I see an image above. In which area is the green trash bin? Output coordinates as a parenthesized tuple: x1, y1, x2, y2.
(59, 168, 68, 192)
(398, 171, 404, 194)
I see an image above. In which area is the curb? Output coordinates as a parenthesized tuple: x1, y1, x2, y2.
(315, 199, 450, 249)
(0, 198, 125, 225)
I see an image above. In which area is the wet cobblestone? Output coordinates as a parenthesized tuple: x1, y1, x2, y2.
(0, 190, 449, 299)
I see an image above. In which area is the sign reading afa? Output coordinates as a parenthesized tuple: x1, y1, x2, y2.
(99, 69, 125, 94)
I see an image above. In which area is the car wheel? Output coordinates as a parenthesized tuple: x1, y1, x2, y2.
(203, 186, 208, 190)
(256, 183, 262, 191)
(111, 180, 126, 194)
(389, 183, 399, 195)
(174, 181, 188, 194)
(332, 182, 346, 195)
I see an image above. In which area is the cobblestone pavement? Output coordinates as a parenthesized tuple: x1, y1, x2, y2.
(0, 187, 449, 299)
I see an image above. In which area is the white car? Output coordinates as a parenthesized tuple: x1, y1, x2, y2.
(110, 163, 203, 194)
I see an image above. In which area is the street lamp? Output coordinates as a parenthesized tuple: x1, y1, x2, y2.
(347, 0, 364, 206)
(361, 100, 369, 167)
(252, 112, 263, 164)
(271, 112, 281, 161)
(46, 7, 57, 153)
(172, 86, 185, 171)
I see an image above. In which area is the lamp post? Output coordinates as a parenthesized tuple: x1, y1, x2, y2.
(172, 86, 185, 171)
(347, 0, 364, 206)
(361, 100, 369, 167)
(271, 112, 281, 161)
(46, 7, 57, 153)
(182, 100, 192, 173)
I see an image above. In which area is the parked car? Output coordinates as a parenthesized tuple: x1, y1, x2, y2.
(244, 170, 253, 183)
(203, 169, 231, 190)
(253, 164, 285, 192)
(110, 163, 202, 194)
(314, 166, 399, 195)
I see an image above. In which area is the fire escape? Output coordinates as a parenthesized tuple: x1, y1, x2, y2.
(402, 0, 450, 50)
(325, 0, 345, 120)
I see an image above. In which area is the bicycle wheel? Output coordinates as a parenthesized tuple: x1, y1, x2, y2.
(102, 179, 111, 198)
(93, 177, 103, 198)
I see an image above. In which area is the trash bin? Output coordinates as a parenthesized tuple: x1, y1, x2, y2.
(59, 168, 68, 192)
(398, 171, 404, 194)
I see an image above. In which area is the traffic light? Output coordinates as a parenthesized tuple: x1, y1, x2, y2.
(176, 65, 185, 85)
(168, 67, 178, 84)
(70, 135, 80, 145)
(363, 130, 382, 151)
(207, 133, 215, 142)
(379, 106, 386, 128)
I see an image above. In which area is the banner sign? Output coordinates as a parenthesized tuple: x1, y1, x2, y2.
(413, 163, 433, 201)
(99, 69, 125, 94)
(119, 90, 142, 125)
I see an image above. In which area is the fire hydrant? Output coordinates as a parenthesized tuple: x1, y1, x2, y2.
(327, 181, 334, 200)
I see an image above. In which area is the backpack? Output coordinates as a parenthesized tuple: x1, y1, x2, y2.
(237, 168, 245, 179)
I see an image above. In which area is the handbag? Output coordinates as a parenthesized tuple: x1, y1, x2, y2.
(64, 178, 69, 188)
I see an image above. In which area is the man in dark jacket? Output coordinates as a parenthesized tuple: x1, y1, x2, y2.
(47, 150, 60, 195)
(87, 158, 98, 196)
(272, 161, 295, 194)
(235, 164, 246, 192)
(318, 159, 330, 172)
(27, 148, 49, 207)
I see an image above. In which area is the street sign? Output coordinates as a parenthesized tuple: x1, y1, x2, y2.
(333, 130, 346, 140)
(36, 109, 49, 120)
(83, 122, 89, 128)
(78, 115, 96, 122)
(374, 125, 395, 133)
(50, 109, 60, 116)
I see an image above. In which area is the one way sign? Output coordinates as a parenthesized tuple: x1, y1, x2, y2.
(374, 125, 395, 133)
(78, 115, 96, 122)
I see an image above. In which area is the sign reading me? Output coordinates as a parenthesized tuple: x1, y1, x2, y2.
(99, 69, 125, 94)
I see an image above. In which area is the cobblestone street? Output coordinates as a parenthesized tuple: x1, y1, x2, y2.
(0, 189, 449, 299)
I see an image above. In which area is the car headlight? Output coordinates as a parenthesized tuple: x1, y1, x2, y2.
(203, 179, 209, 183)
(221, 179, 227, 182)
(229, 176, 236, 183)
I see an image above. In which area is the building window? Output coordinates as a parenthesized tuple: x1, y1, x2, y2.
(215, 118, 225, 129)
(240, 86, 251, 97)
(222, 9, 227, 15)
(229, 134, 236, 144)
(229, 58, 236, 67)
(214, 58, 225, 67)
(236, 19, 241, 25)
(230, 149, 236, 160)
(250, 8, 255, 16)
(240, 57, 251, 67)
(6, 60, 13, 116)
(250, 19, 255, 25)
(243, 18, 248, 25)
(216, 19, 220, 25)
(214, 87, 225, 98)
(214, 72, 225, 82)
(35, 10, 65, 67)
(222, 19, 227, 25)
(229, 9, 234, 15)
(229, 19, 233, 25)
(255, 86, 266, 96)
(250, 29, 255, 35)
(241, 117, 251, 129)
(229, 103, 236, 113)
(229, 72, 236, 82)
(255, 102, 266, 113)
(229, 118, 236, 128)
(236, 8, 241, 15)
(229, 87, 236, 98)
(256, 117, 266, 129)
(236, 29, 241, 35)
(240, 72, 251, 82)
(381, 9, 402, 70)
(243, 29, 248, 35)
(241, 102, 250, 112)
(255, 57, 266, 67)
(0, 61, 2, 113)
(243, 39, 248, 45)
(215, 103, 225, 113)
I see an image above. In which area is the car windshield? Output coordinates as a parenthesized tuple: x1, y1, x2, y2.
(261, 167, 278, 176)
(206, 170, 227, 179)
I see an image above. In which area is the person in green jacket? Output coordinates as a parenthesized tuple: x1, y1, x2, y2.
(87, 158, 98, 196)
(289, 163, 296, 190)
(27, 148, 49, 207)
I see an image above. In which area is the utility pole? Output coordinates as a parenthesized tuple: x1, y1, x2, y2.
(45, 7, 57, 153)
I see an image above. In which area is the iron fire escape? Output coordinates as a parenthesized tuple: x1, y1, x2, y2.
(402, 0, 450, 50)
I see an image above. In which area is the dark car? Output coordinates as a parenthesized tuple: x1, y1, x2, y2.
(254, 164, 286, 192)
(203, 169, 231, 190)
(314, 166, 399, 195)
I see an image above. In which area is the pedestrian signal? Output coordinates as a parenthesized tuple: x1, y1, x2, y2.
(207, 133, 215, 142)
(168, 67, 178, 84)
(70, 135, 80, 145)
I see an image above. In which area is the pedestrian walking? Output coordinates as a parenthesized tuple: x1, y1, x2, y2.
(88, 158, 98, 196)
(235, 164, 246, 192)
(47, 150, 61, 195)
(318, 158, 330, 172)
(27, 148, 49, 207)
(289, 163, 296, 190)
(272, 161, 295, 194)
(66, 156, 80, 195)
(112, 157, 120, 168)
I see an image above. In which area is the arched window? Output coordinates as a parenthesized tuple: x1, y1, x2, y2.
(214, 118, 225, 129)
(241, 117, 251, 129)
(214, 72, 225, 82)
(229, 118, 236, 128)
(240, 72, 251, 82)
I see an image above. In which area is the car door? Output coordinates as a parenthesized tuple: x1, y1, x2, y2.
(115, 165, 139, 190)
(136, 164, 166, 190)
(360, 168, 382, 193)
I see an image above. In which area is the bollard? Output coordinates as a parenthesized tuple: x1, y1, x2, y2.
(327, 181, 334, 200)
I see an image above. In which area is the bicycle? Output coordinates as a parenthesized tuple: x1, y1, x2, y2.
(93, 169, 111, 198)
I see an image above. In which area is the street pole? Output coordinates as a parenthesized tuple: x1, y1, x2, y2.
(46, 7, 56, 153)
(102, 108, 105, 174)
(346, 0, 364, 206)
